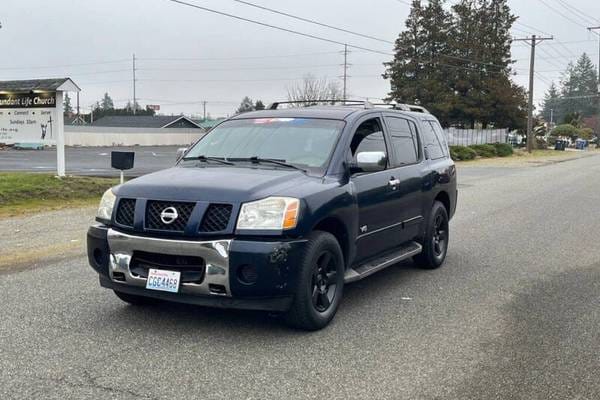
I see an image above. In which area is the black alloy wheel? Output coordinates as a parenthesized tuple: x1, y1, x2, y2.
(413, 201, 449, 269)
(311, 250, 338, 313)
(284, 231, 344, 330)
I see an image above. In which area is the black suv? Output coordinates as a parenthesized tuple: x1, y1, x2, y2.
(87, 101, 457, 330)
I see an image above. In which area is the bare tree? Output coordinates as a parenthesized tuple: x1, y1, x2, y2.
(286, 74, 343, 106)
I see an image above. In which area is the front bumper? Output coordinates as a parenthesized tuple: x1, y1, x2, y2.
(87, 224, 305, 312)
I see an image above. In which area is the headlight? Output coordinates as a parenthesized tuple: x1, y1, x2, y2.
(236, 197, 300, 230)
(96, 188, 116, 222)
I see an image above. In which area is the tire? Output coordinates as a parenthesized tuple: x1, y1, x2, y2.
(113, 290, 158, 306)
(284, 231, 345, 331)
(414, 201, 449, 270)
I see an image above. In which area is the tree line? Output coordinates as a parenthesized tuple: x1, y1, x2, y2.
(541, 53, 599, 127)
(384, 0, 526, 130)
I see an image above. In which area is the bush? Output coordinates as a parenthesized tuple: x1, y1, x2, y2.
(493, 143, 513, 157)
(449, 145, 477, 161)
(535, 138, 548, 150)
(468, 144, 497, 158)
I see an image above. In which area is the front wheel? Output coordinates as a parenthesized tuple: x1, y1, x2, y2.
(284, 231, 345, 331)
(414, 201, 449, 269)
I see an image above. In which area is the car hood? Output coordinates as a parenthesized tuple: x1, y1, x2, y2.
(114, 166, 316, 203)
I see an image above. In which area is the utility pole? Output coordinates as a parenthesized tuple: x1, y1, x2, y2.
(341, 44, 350, 102)
(588, 26, 600, 93)
(513, 35, 553, 153)
(202, 101, 207, 121)
(132, 53, 137, 115)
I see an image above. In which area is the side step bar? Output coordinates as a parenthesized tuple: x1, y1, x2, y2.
(344, 241, 422, 283)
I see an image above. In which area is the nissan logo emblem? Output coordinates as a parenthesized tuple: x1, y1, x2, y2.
(160, 207, 179, 225)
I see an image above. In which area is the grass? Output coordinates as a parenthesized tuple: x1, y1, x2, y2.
(0, 173, 118, 219)
(457, 148, 599, 167)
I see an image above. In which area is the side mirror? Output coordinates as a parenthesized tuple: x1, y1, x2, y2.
(355, 151, 387, 172)
(176, 147, 188, 161)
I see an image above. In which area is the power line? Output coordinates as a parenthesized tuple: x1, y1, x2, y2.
(535, 0, 589, 30)
(0, 59, 129, 71)
(551, 0, 600, 26)
(164, 0, 392, 56)
(230, 0, 394, 44)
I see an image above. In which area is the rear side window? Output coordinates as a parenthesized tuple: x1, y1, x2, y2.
(421, 121, 445, 160)
(384, 116, 419, 166)
(428, 121, 449, 157)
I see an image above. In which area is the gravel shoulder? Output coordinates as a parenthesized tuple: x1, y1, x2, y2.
(0, 206, 96, 271)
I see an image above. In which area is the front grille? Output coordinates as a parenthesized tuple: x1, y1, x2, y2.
(199, 204, 233, 232)
(129, 251, 205, 284)
(145, 200, 195, 232)
(115, 198, 136, 227)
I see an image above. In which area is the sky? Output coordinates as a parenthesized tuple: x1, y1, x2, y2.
(1, 0, 599, 119)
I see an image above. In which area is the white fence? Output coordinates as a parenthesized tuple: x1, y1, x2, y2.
(444, 128, 509, 146)
(64, 126, 204, 147)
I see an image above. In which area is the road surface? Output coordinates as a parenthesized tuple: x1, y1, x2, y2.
(1, 155, 599, 399)
(0, 146, 181, 177)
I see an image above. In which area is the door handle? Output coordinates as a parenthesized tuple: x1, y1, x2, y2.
(388, 178, 400, 188)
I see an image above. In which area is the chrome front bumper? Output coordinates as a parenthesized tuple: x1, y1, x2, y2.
(107, 228, 233, 297)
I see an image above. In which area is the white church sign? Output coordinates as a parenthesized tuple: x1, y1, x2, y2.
(0, 92, 58, 144)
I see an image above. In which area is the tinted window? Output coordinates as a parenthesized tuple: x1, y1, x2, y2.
(184, 118, 344, 170)
(350, 118, 387, 170)
(428, 121, 449, 157)
(421, 121, 445, 160)
(385, 116, 419, 166)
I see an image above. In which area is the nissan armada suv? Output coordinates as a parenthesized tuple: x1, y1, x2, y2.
(87, 101, 457, 330)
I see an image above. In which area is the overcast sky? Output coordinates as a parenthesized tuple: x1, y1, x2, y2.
(1, 0, 599, 118)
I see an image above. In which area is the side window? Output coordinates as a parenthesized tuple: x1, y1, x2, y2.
(421, 121, 445, 160)
(350, 118, 387, 169)
(428, 121, 449, 157)
(385, 116, 419, 166)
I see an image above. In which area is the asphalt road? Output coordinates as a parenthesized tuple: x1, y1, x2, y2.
(0, 146, 181, 177)
(1, 155, 600, 399)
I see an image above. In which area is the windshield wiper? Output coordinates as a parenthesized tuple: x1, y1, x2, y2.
(228, 156, 307, 173)
(181, 155, 234, 165)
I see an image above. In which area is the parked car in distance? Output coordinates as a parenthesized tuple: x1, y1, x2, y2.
(87, 100, 457, 330)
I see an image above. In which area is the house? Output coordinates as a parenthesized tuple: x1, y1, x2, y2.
(91, 115, 203, 129)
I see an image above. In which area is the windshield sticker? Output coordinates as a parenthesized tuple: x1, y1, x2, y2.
(253, 118, 296, 124)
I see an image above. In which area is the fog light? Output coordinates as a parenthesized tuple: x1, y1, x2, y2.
(237, 264, 257, 285)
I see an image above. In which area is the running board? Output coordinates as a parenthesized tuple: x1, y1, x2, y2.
(344, 241, 422, 283)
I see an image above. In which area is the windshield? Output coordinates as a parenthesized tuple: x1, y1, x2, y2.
(183, 118, 345, 172)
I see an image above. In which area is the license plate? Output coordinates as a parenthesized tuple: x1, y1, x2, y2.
(146, 269, 181, 293)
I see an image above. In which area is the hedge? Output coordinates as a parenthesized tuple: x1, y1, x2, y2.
(449, 145, 477, 161)
(492, 143, 513, 157)
(468, 144, 497, 158)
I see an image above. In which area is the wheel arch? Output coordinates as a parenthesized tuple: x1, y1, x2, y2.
(312, 216, 351, 269)
(434, 190, 451, 217)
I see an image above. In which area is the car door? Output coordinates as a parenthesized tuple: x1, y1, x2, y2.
(350, 115, 405, 263)
(382, 114, 428, 246)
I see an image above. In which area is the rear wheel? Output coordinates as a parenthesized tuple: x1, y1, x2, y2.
(414, 201, 449, 269)
(113, 290, 158, 306)
(284, 231, 344, 331)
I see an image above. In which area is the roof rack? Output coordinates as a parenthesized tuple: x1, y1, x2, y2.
(268, 99, 370, 110)
(369, 103, 430, 114)
(266, 100, 430, 114)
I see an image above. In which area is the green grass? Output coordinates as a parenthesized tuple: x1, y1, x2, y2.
(0, 173, 118, 218)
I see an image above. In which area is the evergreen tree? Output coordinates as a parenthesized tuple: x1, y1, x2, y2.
(385, 0, 525, 129)
(63, 93, 73, 115)
(541, 82, 561, 125)
(236, 96, 255, 114)
(100, 92, 114, 111)
(255, 100, 265, 110)
(560, 54, 598, 118)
